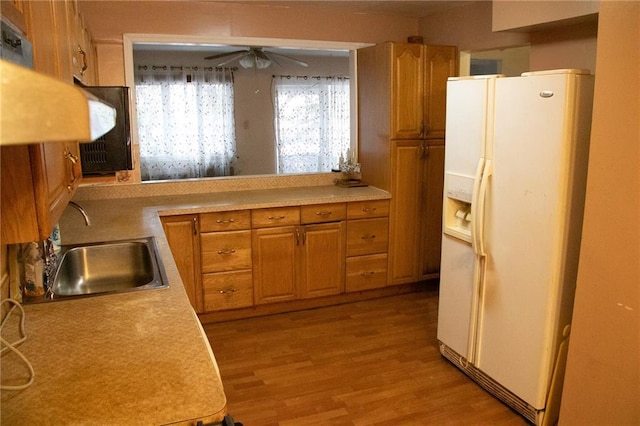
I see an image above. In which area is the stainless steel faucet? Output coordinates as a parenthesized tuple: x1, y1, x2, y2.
(68, 201, 91, 226)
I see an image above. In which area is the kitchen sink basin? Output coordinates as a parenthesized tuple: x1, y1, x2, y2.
(46, 237, 168, 300)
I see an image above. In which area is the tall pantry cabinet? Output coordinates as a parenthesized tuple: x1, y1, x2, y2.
(357, 42, 457, 285)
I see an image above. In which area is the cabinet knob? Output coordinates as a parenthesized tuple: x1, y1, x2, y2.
(216, 218, 235, 224)
(219, 288, 238, 295)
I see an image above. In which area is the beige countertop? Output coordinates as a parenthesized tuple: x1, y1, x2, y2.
(1, 184, 389, 425)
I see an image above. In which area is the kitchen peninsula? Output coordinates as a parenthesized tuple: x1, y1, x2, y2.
(1, 182, 389, 424)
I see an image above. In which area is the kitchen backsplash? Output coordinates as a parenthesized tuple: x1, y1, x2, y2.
(73, 173, 339, 200)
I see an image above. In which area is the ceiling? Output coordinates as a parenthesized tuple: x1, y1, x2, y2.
(220, 1, 471, 19)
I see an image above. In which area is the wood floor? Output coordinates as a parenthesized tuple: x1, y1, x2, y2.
(204, 287, 528, 425)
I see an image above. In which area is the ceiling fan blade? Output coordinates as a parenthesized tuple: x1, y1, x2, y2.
(204, 50, 248, 60)
(265, 51, 309, 67)
(208, 51, 250, 67)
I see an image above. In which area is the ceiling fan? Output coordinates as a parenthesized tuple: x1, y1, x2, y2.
(204, 47, 309, 69)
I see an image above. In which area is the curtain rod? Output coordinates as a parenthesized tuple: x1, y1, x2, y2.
(136, 65, 238, 72)
(272, 74, 349, 80)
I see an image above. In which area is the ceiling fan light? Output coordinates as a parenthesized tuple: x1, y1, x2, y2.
(239, 55, 255, 69)
(255, 57, 271, 69)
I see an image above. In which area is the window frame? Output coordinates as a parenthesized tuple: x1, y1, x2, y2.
(123, 33, 372, 183)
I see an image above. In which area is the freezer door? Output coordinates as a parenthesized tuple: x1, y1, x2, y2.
(444, 77, 492, 176)
(474, 72, 591, 409)
(436, 235, 476, 358)
(439, 77, 497, 358)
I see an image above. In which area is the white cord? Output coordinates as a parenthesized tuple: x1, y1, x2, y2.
(0, 298, 35, 390)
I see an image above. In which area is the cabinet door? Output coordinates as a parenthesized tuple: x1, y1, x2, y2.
(202, 270, 253, 312)
(391, 43, 425, 139)
(346, 253, 388, 292)
(419, 142, 445, 279)
(389, 140, 424, 284)
(299, 222, 345, 299)
(201, 230, 252, 273)
(346, 218, 389, 257)
(161, 215, 203, 313)
(424, 45, 458, 139)
(36, 142, 82, 236)
(252, 226, 298, 304)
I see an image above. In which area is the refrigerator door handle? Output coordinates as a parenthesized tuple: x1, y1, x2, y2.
(467, 255, 485, 364)
(470, 158, 485, 254)
(475, 159, 493, 257)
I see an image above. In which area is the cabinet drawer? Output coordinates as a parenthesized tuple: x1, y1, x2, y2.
(200, 210, 251, 232)
(300, 203, 346, 224)
(201, 230, 252, 273)
(252, 207, 300, 228)
(347, 200, 390, 219)
(202, 270, 253, 311)
(347, 218, 389, 256)
(346, 254, 388, 292)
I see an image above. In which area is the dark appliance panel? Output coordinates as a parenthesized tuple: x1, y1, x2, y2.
(80, 86, 132, 175)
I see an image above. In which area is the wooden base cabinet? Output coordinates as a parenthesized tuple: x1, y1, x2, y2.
(252, 225, 298, 305)
(252, 205, 346, 305)
(345, 200, 390, 292)
(202, 270, 253, 312)
(161, 215, 202, 312)
(163, 201, 395, 319)
(299, 222, 345, 299)
(200, 211, 253, 312)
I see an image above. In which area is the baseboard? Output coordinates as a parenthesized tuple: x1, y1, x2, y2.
(198, 280, 437, 324)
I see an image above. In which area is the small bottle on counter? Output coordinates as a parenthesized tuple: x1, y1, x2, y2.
(22, 242, 45, 298)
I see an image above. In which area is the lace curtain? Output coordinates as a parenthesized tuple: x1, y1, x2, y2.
(273, 76, 350, 174)
(134, 65, 237, 181)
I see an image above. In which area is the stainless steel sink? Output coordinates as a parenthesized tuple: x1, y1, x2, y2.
(45, 237, 168, 301)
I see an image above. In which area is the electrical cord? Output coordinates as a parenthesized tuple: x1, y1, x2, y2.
(1, 298, 35, 391)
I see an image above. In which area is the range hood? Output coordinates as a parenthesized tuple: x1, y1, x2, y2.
(0, 59, 116, 145)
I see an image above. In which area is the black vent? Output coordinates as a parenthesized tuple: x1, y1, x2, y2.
(79, 86, 132, 175)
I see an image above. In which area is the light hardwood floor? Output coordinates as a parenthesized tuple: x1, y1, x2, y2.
(204, 287, 528, 425)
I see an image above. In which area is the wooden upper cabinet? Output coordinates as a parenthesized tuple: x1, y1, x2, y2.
(424, 45, 458, 139)
(0, 0, 87, 244)
(391, 43, 425, 140)
(1, 0, 29, 33)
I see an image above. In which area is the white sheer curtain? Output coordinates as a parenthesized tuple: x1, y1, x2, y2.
(273, 76, 350, 174)
(135, 65, 237, 181)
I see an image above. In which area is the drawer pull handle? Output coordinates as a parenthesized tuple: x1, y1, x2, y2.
(216, 218, 235, 224)
(217, 249, 236, 255)
(361, 271, 376, 277)
(268, 215, 285, 220)
(219, 288, 238, 295)
(362, 207, 377, 213)
(316, 211, 332, 216)
(361, 234, 376, 240)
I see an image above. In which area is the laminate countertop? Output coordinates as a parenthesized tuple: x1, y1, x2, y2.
(1, 185, 390, 425)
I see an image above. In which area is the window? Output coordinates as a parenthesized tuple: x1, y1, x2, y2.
(273, 76, 350, 174)
(134, 65, 237, 181)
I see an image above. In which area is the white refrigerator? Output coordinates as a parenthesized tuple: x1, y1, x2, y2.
(437, 69, 594, 425)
